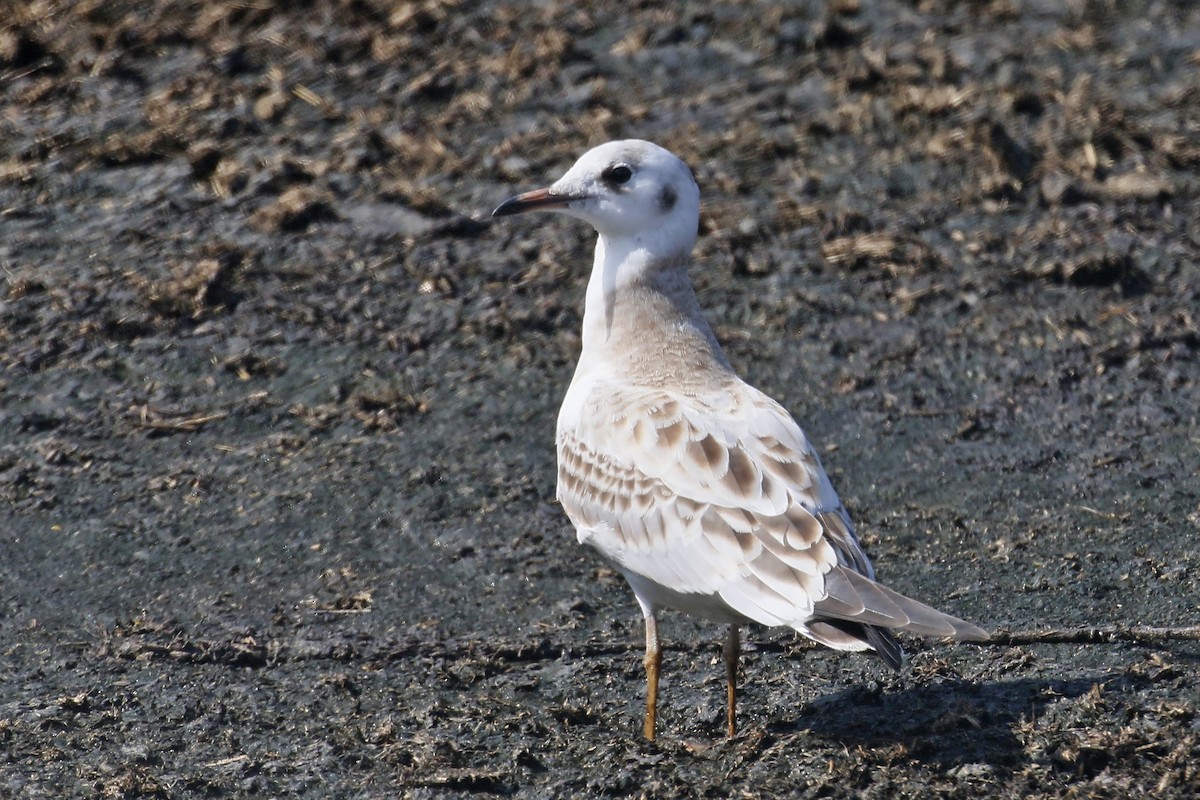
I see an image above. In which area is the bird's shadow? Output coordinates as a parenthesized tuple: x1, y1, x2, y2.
(766, 672, 1133, 770)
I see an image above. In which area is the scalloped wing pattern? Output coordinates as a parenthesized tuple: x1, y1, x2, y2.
(557, 380, 988, 643)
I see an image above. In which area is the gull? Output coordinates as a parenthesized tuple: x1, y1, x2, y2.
(492, 139, 987, 741)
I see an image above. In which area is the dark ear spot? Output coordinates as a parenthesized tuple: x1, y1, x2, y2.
(657, 184, 677, 212)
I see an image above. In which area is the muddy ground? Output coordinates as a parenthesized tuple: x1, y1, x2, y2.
(2, 0, 1199, 797)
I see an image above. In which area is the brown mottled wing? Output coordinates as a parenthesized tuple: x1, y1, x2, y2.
(559, 380, 849, 626)
(557, 379, 987, 642)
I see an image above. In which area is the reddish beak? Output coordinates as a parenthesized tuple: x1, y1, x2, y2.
(492, 187, 577, 217)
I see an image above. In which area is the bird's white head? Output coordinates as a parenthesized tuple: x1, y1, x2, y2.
(493, 139, 701, 262)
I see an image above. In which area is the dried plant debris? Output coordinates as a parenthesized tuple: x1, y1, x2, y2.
(250, 186, 340, 232)
(137, 249, 245, 318)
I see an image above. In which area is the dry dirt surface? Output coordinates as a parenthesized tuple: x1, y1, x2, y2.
(3, 1, 1200, 798)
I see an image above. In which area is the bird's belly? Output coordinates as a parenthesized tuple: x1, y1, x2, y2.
(618, 567, 755, 625)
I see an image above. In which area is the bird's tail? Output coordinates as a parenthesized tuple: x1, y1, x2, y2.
(801, 565, 989, 668)
(803, 619, 905, 670)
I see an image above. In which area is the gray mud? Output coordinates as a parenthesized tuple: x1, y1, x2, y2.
(2, 1, 1199, 797)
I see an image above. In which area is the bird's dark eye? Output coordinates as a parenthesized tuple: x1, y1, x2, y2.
(602, 164, 633, 186)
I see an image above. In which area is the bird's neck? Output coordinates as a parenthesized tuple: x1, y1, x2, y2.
(577, 234, 733, 386)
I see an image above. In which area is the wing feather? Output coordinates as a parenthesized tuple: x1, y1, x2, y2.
(557, 378, 985, 644)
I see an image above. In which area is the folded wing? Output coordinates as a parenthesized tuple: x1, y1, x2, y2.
(557, 379, 987, 657)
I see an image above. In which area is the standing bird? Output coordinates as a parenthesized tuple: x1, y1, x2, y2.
(492, 140, 987, 741)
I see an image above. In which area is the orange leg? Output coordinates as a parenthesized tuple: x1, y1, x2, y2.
(723, 624, 740, 737)
(643, 613, 661, 741)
